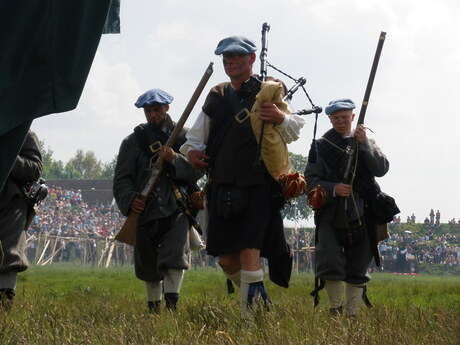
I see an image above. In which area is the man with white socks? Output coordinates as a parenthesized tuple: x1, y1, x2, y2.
(114, 89, 203, 312)
(181, 36, 304, 317)
(305, 99, 391, 316)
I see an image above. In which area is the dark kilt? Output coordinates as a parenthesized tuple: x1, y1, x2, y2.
(206, 177, 287, 258)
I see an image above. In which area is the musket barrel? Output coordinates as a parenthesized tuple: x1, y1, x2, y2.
(332, 32, 387, 230)
(357, 32, 386, 125)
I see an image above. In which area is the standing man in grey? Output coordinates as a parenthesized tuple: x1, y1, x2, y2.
(181, 36, 304, 318)
(113, 89, 203, 312)
(305, 99, 389, 316)
(0, 130, 42, 310)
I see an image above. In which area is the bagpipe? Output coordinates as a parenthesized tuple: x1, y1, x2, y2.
(252, 22, 322, 199)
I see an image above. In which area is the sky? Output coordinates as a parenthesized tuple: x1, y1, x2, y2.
(31, 0, 460, 227)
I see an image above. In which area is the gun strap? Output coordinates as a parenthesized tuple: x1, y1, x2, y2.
(133, 117, 176, 159)
(309, 278, 325, 308)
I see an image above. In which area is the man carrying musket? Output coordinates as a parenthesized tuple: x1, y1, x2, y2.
(304, 99, 390, 316)
(180, 36, 305, 318)
(113, 89, 203, 313)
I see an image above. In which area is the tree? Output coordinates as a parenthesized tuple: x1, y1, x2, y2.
(100, 155, 117, 179)
(281, 152, 312, 223)
(66, 149, 102, 179)
(40, 140, 67, 179)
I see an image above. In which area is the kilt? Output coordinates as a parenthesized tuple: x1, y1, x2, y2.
(206, 176, 288, 258)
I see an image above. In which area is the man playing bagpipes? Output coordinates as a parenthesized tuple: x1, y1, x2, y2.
(180, 35, 305, 318)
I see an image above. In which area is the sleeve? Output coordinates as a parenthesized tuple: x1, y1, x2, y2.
(169, 153, 204, 183)
(112, 136, 139, 217)
(274, 113, 305, 144)
(179, 111, 210, 155)
(358, 138, 389, 177)
(10, 131, 43, 183)
(304, 158, 337, 207)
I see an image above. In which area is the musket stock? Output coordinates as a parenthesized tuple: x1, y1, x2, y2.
(115, 62, 214, 246)
(332, 32, 386, 230)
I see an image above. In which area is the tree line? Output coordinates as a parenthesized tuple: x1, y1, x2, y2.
(40, 141, 117, 180)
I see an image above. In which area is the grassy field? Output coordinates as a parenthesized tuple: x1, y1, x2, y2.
(1, 264, 459, 345)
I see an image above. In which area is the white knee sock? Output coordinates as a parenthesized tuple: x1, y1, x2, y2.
(345, 283, 365, 316)
(145, 280, 162, 302)
(224, 270, 241, 288)
(240, 269, 263, 317)
(163, 268, 184, 294)
(325, 280, 343, 309)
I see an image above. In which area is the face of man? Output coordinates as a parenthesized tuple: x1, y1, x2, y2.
(144, 104, 169, 126)
(222, 52, 256, 84)
(329, 109, 355, 136)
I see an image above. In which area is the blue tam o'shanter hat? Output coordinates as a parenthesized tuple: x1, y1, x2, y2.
(325, 99, 356, 115)
(134, 89, 174, 108)
(214, 36, 257, 55)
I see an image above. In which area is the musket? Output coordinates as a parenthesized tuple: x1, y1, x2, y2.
(115, 62, 214, 246)
(332, 31, 387, 230)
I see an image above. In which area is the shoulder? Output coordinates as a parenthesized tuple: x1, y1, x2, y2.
(203, 82, 229, 115)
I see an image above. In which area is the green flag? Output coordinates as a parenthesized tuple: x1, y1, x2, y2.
(0, 0, 120, 190)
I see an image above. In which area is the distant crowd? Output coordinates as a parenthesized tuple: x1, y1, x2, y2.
(26, 187, 459, 270)
(394, 208, 460, 228)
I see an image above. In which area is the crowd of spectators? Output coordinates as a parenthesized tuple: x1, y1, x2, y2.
(378, 219, 459, 273)
(26, 188, 460, 272)
(26, 186, 130, 265)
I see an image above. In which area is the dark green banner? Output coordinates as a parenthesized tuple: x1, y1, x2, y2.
(0, 0, 120, 190)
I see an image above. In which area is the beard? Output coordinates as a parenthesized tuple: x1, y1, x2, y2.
(148, 119, 165, 131)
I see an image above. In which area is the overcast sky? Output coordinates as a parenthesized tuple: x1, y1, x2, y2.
(32, 0, 460, 226)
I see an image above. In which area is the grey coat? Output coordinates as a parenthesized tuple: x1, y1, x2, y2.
(305, 134, 389, 284)
(113, 120, 203, 281)
(0, 131, 42, 273)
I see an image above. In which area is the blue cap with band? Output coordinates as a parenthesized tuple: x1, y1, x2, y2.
(134, 89, 174, 108)
(325, 99, 356, 115)
(214, 36, 257, 55)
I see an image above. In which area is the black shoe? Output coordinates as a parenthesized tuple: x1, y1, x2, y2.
(147, 300, 161, 314)
(0, 288, 15, 311)
(329, 306, 343, 316)
(164, 293, 179, 312)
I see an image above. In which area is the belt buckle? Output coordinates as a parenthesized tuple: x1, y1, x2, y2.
(149, 141, 162, 153)
(234, 108, 250, 124)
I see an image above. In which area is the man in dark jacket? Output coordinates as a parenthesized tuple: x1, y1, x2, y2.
(113, 89, 202, 312)
(0, 130, 42, 310)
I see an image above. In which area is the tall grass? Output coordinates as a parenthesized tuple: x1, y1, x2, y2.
(1, 265, 459, 345)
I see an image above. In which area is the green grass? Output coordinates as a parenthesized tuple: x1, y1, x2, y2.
(1, 265, 459, 345)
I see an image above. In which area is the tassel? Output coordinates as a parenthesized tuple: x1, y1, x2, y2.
(308, 139, 318, 164)
(308, 112, 319, 164)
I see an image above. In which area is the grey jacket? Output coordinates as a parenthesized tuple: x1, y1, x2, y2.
(305, 135, 389, 223)
(113, 122, 203, 226)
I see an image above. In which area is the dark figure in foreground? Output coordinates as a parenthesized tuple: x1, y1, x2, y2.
(113, 89, 202, 312)
(0, 130, 42, 310)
